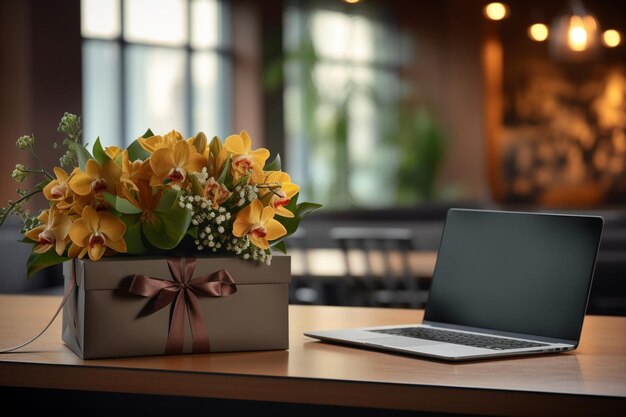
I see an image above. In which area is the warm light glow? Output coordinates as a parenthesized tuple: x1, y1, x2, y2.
(528, 23, 549, 42)
(568, 15, 588, 51)
(343, 0, 361, 3)
(603, 29, 622, 47)
(484, 3, 508, 21)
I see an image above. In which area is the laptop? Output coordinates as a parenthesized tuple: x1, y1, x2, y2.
(304, 208, 604, 361)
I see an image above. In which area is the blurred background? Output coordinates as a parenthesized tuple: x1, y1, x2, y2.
(1, 0, 624, 314)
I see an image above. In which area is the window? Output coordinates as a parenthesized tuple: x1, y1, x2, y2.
(283, 4, 406, 208)
(81, 0, 232, 148)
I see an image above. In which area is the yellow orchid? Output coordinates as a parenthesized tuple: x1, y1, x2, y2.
(104, 146, 122, 160)
(207, 136, 229, 179)
(117, 150, 153, 204)
(43, 167, 74, 210)
(138, 130, 184, 154)
(124, 180, 163, 215)
(69, 206, 127, 261)
(233, 200, 287, 250)
(224, 131, 269, 184)
(203, 177, 231, 208)
(188, 131, 208, 154)
(149, 140, 206, 186)
(262, 171, 300, 218)
(25, 208, 72, 256)
(68, 159, 119, 196)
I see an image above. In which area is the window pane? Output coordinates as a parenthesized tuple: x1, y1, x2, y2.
(124, 0, 188, 46)
(81, 0, 120, 39)
(82, 40, 121, 147)
(310, 10, 351, 60)
(191, 0, 217, 48)
(192, 52, 231, 139)
(125, 46, 186, 142)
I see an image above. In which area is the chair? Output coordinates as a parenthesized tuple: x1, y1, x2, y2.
(330, 227, 428, 308)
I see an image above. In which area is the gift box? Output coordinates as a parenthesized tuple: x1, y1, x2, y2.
(62, 255, 290, 359)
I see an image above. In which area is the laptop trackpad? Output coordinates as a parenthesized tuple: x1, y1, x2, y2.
(359, 336, 442, 348)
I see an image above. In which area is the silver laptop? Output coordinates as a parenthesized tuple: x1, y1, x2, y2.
(305, 209, 604, 361)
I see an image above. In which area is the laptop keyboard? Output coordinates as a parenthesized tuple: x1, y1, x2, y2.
(371, 327, 549, 350)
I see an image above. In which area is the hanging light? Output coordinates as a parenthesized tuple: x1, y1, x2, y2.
(602, 29, 622, 48)
(528, 23, 549, 42)
(484, 3, 509, 21)
(549, 0, 600, 61)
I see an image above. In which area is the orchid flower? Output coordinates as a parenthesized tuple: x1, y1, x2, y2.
(69, 205, 127, 261)
(224, 131, 269, 184)
(262, 171, 300, 218)
(43, 167, 74, 210)
(233, 200, 286, 250)
(68, 159, 119, 196)
(138, 130, 184, 154)
(25, 207, 72, 256)
(149, 140, 207, 186)
(203, 177, 231, 208)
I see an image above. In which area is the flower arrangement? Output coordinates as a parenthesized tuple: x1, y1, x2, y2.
(2, 113, 320, 276)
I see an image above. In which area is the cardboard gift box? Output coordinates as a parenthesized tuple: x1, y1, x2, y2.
(62, 255, 290, 359)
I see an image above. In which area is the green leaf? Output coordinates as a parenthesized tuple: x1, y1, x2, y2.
(271, 240, 288, 254)
(217, 157, 231, 184)
(142, 128, 155, 138)
(274, 193, 322, 242)
(190, 174, 205, 196)
(294, 202, 322, 218)
(103, 192, 142, 215)
(143, 203, 192, 250)
(119, 214, 150, 254)
(67, 141, 94, 170)
(187, 226, 198, 239)
(27, 250, 70, 278)
(264, 154, 281, 171)
(126, 139, 150, 161)
(155, 188, 179, 212)
(92, 137, 110, 165)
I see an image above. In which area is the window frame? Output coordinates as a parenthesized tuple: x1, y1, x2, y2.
(81, 0, 233, 147)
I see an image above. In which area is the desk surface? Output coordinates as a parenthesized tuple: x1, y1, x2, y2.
(0, 295, 625, 416)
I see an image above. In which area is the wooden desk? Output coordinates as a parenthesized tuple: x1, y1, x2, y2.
(1, 295, 625, 416)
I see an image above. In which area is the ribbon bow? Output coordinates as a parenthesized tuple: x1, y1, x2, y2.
(129, 257, 237, 354)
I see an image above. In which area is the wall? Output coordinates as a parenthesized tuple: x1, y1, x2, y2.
(0, 0, 82, 206)
(394, 0, 490, 202)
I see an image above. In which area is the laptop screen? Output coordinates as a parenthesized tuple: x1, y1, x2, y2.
(424, 209, 603, 342)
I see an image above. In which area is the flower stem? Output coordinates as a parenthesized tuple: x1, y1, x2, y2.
(28, 150, 54, 180)
(0, 189, 42, 228)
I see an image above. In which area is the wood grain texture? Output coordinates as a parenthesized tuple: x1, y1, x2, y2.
(1, 295, 625, 416)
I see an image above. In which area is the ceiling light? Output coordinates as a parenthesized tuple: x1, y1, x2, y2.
(602, 29, 622, 48)
(528, 23, 549, 42)
(549, 1, 600, 61)
(484, 3, 509, 21)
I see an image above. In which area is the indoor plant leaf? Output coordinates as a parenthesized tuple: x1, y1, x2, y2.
(103, 192, 142, 215)
(27, 250, 70, 278)
(126, 139, 150, 162)
(66, 141, 94, 171)
(92, 137, 110, 165)
(155, 188, 179, 212)
(119, 214, 150, 254)
(143, 202, 192, 250)
(264, 154, 281, 172)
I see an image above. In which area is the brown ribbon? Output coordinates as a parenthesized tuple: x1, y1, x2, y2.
(129, 257, 237, 354)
